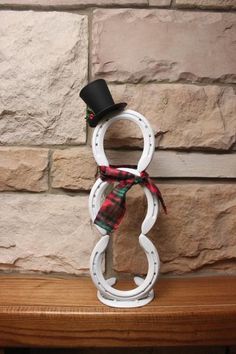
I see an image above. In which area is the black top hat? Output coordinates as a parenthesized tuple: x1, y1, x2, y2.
(80, 79, 127, 127)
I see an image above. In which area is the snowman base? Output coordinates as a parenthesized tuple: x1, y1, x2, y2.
(90, 234, 160, 308)
(96, 275, 155, 308)
(97, 289, 154, 308)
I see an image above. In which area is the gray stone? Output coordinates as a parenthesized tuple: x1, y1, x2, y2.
(149, 0, 171, 6)
(176, 0, 236, 10)
(0, 11, 88, 145)
(0, 193, 100, 275)
(0, 0, 147, 8)
(107, 150, 236, 178)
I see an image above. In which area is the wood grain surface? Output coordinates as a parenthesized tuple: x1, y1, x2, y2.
(0, 275, 236, 347)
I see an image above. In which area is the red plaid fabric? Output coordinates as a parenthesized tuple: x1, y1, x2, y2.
(94, 166, 167, 234)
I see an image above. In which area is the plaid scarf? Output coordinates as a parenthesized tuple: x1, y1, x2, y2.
(94, 166, 167, 234)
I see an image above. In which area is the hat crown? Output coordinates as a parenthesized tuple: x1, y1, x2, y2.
(80, 79, 114, 115)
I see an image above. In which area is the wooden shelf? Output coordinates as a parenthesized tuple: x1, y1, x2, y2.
(0, 275, 236, 347)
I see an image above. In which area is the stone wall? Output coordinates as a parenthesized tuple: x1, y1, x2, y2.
(0, 0, 235, 277)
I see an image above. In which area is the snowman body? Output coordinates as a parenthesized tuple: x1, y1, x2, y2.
(89, 109, 160, 308)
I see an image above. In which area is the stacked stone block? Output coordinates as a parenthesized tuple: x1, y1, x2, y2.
(0, 0, 235, 276)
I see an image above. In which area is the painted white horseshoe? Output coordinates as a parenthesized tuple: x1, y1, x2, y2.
(92, 109, 155, 172)
(89, 109, 161, 308)
(89, 167, 160, 307)
(90, 234, 160, 308)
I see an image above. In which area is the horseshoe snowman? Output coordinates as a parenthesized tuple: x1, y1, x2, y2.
(80, 79, 166, 308)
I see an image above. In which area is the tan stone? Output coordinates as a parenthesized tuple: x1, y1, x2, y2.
(104, 84, 236, 150)
(92, 9, 236, 83)
(193, 259, 236, 276)
(113, 184, 236, 275)
(0, 11, 87, 145)
(176, 0, 236, 10)
(0, 0, 147, 7)
(0, 193, 99, 275)
(51, 148, 97, 191)
(0, 148, 48, 192)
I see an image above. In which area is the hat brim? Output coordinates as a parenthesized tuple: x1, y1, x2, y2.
(88, 102, 127, 127)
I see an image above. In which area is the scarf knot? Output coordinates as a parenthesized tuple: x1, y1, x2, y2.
(94, 166, 167, 234)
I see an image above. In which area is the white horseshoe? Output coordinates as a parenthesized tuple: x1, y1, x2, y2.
(89, 167, 160, 307)
(90, 234, 160, 307)
(92, 109, 155, 172)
